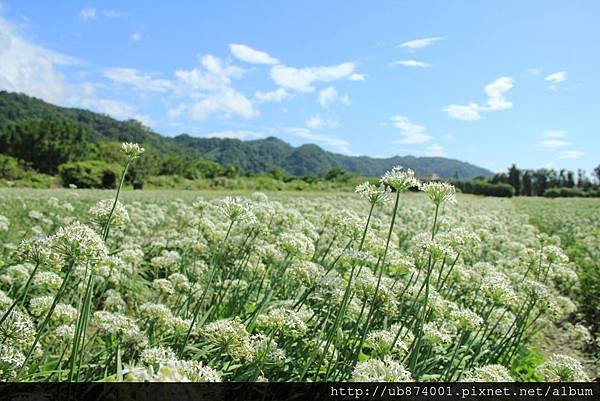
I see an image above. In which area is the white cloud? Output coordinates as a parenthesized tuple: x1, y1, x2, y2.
(540, 130, 569, 148)
(0, 16, 73, 104)
(398, 37, 443, 50)
(444, 103, 482, 121)
(540, 131, 569, 148)
(80, 98, 135, 119)
(390, 116, 432, 144)
(271, 62, 358, 92)
(130, 32, 142, 42)
(545, 71, 566, 84)
(254, 87, 289, 103)
(175, 54, 242, 92)
(424, 144, 447, 157)
(103, 10, 126, 18)
(318, 86, 350, 107)
(545, 71, 566, 90)
(528, 67, 542, 76)
(558, 150, 584, 159)
(306, 114, 339, 129)
(541, 139, 568, 148)
(206, 130, 265, 140)
(484, 77, 513, 110)
(543, 130, 566, 138)
(284, 127, 353, 155)
(540, 130, 569, 149)
(229, 43, 279, 65)
(349, 73, 366, 81)
(167, 103, 187, 119)
(444, 77, 513, 120)
(104, 68, 172, 92)
(80, 7, 96, 19)
(189, 88, 257, 121)
(390, 60, 432, 68)
(172, 54, 258, 120)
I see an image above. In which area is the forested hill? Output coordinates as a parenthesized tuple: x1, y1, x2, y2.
(0, 91, 493, 179)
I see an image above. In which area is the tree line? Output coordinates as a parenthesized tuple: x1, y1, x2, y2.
(453, 164, 600, 198)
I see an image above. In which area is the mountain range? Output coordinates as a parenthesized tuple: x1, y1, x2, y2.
(0, 91, 493, 179)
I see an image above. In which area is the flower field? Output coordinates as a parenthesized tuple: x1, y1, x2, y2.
(0, 151, 596, 382)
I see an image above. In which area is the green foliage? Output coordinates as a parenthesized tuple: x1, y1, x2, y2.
(511, 346, 545, 381)
(515, 197, 600, 337)
(544, 187, 586, 198)
(0, 154, 27, 180)
(453, 180, 515, 197)
(0, 118, 91, 174)
(58, 160, 121, 189)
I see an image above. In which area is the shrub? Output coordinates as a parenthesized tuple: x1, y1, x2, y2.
(455, 180, 515, 197)
(58, 160, 121, 189)
(543, 187, 586, 198)
(0, 154, 28, 180)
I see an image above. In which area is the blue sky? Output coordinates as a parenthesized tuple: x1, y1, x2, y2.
(0, 1, 598, 173)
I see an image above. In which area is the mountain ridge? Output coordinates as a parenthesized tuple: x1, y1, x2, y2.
(0, 91, 493, 179)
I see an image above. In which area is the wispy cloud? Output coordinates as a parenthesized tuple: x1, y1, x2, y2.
(0, 15, 74, 104)
(318, 86, 350, 107)
(541, 139, 568, 148)
(306, 114, 339, 129)
(80, 7, 96, 20)
(545, 71, 566, 89)
(444, 77, 514, 121)
(539, 130, 569, 148)
(558, 150, 584, 159)
(206, 130, 265, 140)
(284, 127, 353, 154)
(398, 37, 443, 50)
(543, 130, 567, 138)
(349, 73, 366, 81)
(102, 10, 127, 18)
(271, 62, 359, 92)
(130, 32, 142, 42)
(444, 103, 482, 121)
(104, 68, 172, 92)
(424, 144, 447, 157)
(390, 116, 432, 144)
(390, 60, 432, 68)
(545, 71, 566, 84)
(229, 44, 279, 65)
(254, 87, 289, 103)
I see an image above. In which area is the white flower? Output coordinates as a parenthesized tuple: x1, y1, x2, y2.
(466, 364, 513, 382)
(50, 221, 108, 264)
(355, 181, 392, 206)
(380, 166, 420, 192)
(420, 181, 457, 205)
(89, 199, 130, 230)
(352, 357, 412, 382)
(121, 142, 145, 159)
(217, 197, 255, 223)
(536, 354, 589, 381)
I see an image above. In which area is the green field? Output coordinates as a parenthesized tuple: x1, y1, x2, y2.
(0, 185, 597, 381)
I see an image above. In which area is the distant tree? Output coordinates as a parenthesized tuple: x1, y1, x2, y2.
(522, 170, 533, 196)
(534, 169, 550, 196)
(490, 172, 508, 185)
(269, 167, 286, 181)
(507, 164, 521, 195)
(594, 164, 600, 185)
(566, 170, 575, 188)
(0, 118, 91, 174)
